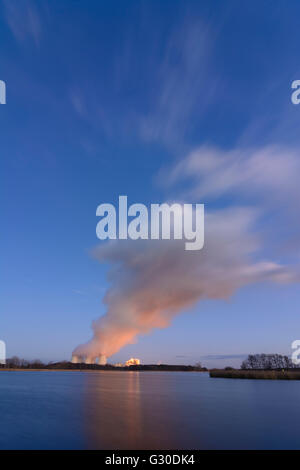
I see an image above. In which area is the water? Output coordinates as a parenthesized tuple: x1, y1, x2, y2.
(0, 370, 299, 449)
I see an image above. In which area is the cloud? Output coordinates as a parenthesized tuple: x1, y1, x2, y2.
(3, 0, 42, 47)
(163, 144, 300, 258)
(167, 144, 300, 203)
(139, 17, 218, 146)
(69, 89, 88, 119)
(200, 354, 247, 360)
(66, 13, 220, 149)
(72, 289, 86, 296)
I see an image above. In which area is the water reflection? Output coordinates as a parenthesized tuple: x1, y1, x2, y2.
(1, 371, 300, 449)
(82, 370, 300, 450)
(84, 371, 179, 449)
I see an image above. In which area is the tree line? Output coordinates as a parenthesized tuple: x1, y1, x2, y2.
(2, 357, 47, 368)
(241, 354, 298, 370)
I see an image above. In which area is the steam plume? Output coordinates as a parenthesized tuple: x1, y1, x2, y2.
(73, 206, 297, 359)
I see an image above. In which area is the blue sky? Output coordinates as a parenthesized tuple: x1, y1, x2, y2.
(1, 0, 300, 368)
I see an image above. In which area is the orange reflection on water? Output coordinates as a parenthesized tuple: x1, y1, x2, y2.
(84, 371, 142, 449)
(83, 371, 177, 449)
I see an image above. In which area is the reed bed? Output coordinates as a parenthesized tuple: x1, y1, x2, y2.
(210, 369, 300, 380)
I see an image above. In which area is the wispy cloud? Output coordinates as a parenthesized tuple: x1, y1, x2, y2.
(166, 145, 300, 204)
(68, 13, 219, 150)
(72, 289, 86, 296)
(163, 144, 300, 259)
(3, 0, 42, 47)
(69, 88, 88, 119)
(200, 354, 247, 360)
(139, 17, 218, 147)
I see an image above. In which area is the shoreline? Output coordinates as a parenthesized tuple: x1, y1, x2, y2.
(0, 364, 206, 373)
(210, 369, 300, 380)
(0, 368, 97, 372)
(0, 369, 204, 373)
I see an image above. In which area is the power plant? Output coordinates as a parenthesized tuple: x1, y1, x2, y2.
(71, 355, 80, 364)
(71, 354, 107, 365)
(125, 358, 140, 366)
(70, 355, 141, 367)
(98, 354, 107, 365)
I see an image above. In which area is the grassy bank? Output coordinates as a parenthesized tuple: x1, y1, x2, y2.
(210, 369, 300, 380)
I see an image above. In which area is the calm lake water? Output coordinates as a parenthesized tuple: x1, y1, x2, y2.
(0, 370, 299, 449)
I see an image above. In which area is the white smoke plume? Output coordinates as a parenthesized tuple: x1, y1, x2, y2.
(73, 203, 298, 360)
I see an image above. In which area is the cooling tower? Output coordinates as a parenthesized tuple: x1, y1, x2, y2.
(98, 354, 107, 365)
(71, 355, 79, 364)
(85, 356, 95, 364)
